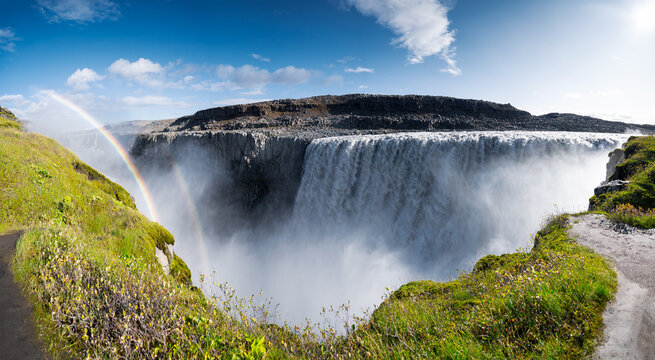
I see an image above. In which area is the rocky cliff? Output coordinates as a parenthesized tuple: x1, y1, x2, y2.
(160, 94, 655, 134)
(128, 94, 654, 230)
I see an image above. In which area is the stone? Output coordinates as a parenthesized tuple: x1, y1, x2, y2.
(594, 180, 630, 196)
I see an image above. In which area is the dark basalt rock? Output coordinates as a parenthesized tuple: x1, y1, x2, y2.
(160, 94, 655, 134)
(594, 180, 630, 196)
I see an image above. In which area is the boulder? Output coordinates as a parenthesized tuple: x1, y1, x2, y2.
(594, 180, 630, 196)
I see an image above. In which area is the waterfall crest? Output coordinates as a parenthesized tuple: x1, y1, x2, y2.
(292, 131, 625, 275)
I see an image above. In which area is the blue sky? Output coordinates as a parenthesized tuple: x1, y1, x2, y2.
(1, 0, 654, 133)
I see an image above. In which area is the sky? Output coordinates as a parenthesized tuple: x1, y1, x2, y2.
(1, 0, 655, 133)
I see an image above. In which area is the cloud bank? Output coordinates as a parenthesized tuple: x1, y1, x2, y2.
(344, 0, 460, 75)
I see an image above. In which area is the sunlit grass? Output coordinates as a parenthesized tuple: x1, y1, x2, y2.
(590, 135, 655, 228)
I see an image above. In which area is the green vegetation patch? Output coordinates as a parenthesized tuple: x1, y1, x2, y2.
(590, 135, 655, 228)
(0, 106, 21, 130)
(347, 215, 616, 359)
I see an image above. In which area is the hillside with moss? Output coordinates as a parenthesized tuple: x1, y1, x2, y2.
(590, 135, 655, 228)
(0, 106, 631, 359)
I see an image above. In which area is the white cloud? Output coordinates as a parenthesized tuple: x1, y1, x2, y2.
(241, 89, 265, 96)
(213, 98, 270, 106)
(231, 65, 272, 88)
(345, 66, 374, 73)
(564, 93, 583, 99)
(344, 0, 460, 74)
(109, 58, 165, 87)
(217, 64, 314, 90)
(217, 64, 235, 78)
(0, 27, 19, 52)
(191, 80, 233, 92)
(359, 85, 369, 89)
(324, 75, 344, 85)
(122, 95, 183, 106)
(337, 56, 357, 64)
(36, 0, 120, 23)
(271, 66, 312, 85)
(109, 58, 162, 78)
(0, 94, 27, 105)
(251, 53, 271, 62)
(66, 68, 104, 91)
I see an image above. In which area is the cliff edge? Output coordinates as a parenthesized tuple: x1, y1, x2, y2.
(153, 94, 655, 135)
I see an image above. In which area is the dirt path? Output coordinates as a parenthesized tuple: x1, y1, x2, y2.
(569, 214, 655, 360)
(0, 232, 49, 360)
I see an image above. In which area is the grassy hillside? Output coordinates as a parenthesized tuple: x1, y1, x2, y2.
(590, 135, 655, 228)
(0, 109, 275, 359)
(1, 107, 620, 359)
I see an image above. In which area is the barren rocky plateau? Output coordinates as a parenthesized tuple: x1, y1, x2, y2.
(107, 94, 655, 138)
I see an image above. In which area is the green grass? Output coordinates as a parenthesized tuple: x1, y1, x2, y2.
(0, 106, 21, 130)
(589, 135, 655, 228)
(338, 215, 616, 359)
(1, 106, 620, 359)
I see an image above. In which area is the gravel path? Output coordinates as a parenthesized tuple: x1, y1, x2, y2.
(569, 214, 655, 360)
(0, 232, 49, 360)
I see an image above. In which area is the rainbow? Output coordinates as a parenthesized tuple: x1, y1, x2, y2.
(48, 91, 211, 276)
(47, 91, 160, 222)
(168, 159, 210, 275)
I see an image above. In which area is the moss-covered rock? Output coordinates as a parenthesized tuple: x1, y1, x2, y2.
(170, 254, 192, 286)
(144, 221, 175, 251)
(590, 136, 655, 228)
(473, 253, 515, 273)
(0, 106, 21, 130)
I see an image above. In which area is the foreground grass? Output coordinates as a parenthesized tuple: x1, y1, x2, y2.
(343, 215, 616, 359)
(1, 108, 618, 359)
(590, 135, 655, 228)
(0, 111, 279, 358)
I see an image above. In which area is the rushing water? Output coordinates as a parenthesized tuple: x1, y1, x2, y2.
(66, 130, 628, 325)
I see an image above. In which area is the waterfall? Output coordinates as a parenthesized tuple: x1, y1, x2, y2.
(92, 128, 627, 325)
(292, 131, 625, 276)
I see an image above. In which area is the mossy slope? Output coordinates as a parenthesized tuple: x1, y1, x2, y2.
(590, 135, 655, 228)
(348, 215, 616, 359)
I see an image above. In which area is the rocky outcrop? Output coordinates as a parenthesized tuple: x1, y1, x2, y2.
(127, 95, 654, 232)
(594, 180, 630, 196)
(159, 95, 655, 134)
(131, 131, 311, 233)
(605, 148, 626, 181)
